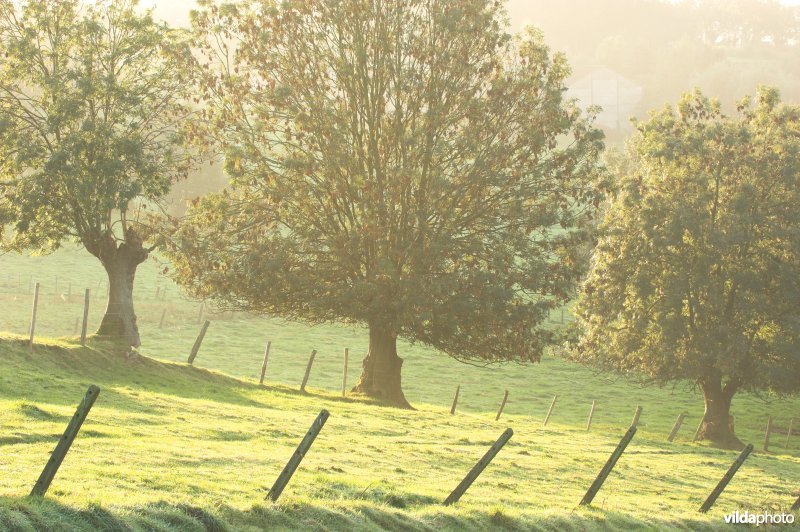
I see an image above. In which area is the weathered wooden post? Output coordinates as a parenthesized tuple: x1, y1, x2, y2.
(197, 301, 205, 324)
(587, 400, 596, 431)
(187, 320, 210, 365)
(266, 410, 329, 502)
(693, 413, 707, 442)
(443, 428, 513, 506)
(28, 282, 40, 349)
(786, 418, 794, 449)
(80, 289, 90, 346)
(764, 416, 773, 452)
(158, 309, 167, 329)
(300, 350, 317, 392)
(30, 385, 100, 497)
(792, 493, 800, 512)
(341, 347, 348, 397)
(495, 390, 509, 421)
(451, 385, 461, 415)
(580, 426, 637, 506)
(259, 341, 272, 385)
(543, 395, 558, 426)
(699, 444, 753, 513)
(667, 413, 687, 442)
(631, 405, 643, 428)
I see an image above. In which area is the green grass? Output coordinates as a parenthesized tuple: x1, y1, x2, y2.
(1, 247, 800, 530)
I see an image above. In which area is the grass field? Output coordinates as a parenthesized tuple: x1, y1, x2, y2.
(1, 247, 800, 530)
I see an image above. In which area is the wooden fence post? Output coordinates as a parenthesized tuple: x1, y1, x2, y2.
(28, 282, 40, 349)
(80, 289, 90, 346)
(693, 413, 707, 442)
(451, 385, 461, 415)
(341, 348, 348, 397)
(792, 493, 800, 512)
(764, 415, 773, 452)
(259, 341, 271, 385)
(197, 302, 205, 324)
(443, 428, 513, 506)
(786, 418, 794, 449)
(187, 320, 210, 365)
(667, 413, 687, 442)
(495, 390, 509, 421)
(266, 410, 329, 502)
(300, 350, 317, 392)
(631, 405, 643, 428)
(67, 283, 71, 302)
(580, 426, 637, 506)
(30, 385, 100, 497)
(587, 400, 596, 431)
(699, 444, 753, 513)
(543, 395, 558, 426)
(158, 309, 167, 329)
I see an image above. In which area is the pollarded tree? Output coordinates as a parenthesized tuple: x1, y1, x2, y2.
(167, 0, 605, 407)
(0, 0, 194, 348)
(574, 88, 800, 448)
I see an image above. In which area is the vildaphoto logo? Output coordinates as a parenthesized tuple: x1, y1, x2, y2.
(724, 510, 795, 526)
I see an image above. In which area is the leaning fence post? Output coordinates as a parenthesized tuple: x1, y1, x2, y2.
(30, 385, 100, 497)
(300, 350, 317, 392)
(266, 409, 329, 502)
(631, 405, 643, 428)
(543, 395, 558, 426)
(28, 282, 40, 349)
(580, 426, 637, 506)
(187, 320, 210, 365)
(80, 289, 90, 346)
(451, 385, 461, 415)
(341, 347, 348, 397)
(587, 400, 596, 431)
(693, 413, 707, 442)
(792, 493, 800, 512)
(158, 309, 167, 329)
(764, 415, 773, 452)
(668, 413, 687, 442)
(699, 444, 753, 513)
(259, 341, 271, 385)
(495, 390, 509, 421)
(786, 418, 794, 449)
(443, 428, 513, 506)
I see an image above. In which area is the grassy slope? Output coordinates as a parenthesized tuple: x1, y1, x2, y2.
(1, 248, 800, 530)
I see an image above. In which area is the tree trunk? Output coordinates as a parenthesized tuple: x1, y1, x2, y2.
(352, 324, 412, 408)
(697, 375, 744, 449)
(92, 234, 148, 349)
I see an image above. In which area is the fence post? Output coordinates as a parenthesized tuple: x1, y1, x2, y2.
(587, 400, 596, 431)
(495, 390, 509, 421)
(28, 282, 40, 349)
(693, 413, 707, 442)
(543, 395, 558, 426)
(792, 493, 800, 512)
(667, 413, 687, 442)
(580, 426, 637, 506)
(259, 341, 271, 385)
(197, 302, 205, 324)
(300, 350, 317, 392)
(266, 409, 329, 502)
(158, 309, 167, 329)
(341, 347, 348, 397)
(699, 444, 753, 513)
(30, 385, 100, 497)
(187, 320, 210, 365)
(786, 418, 794, 449)
(631, 405, 643, 428)
(443, 428, 513, 506)
(451, 385, 461, 415)
(764, 416, 773, 452)
(80, 289, 90, 346)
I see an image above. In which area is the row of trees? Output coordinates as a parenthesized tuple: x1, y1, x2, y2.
(0, 0, 798, 447)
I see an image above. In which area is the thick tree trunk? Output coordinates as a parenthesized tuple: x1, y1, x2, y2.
(91, 234, 148, 349)
(352, 324, 412, 408)
(697, 375, 743, 449)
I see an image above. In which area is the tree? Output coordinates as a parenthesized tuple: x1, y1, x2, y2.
(0, 0, 194, 348)
(573, 87, 800, 448)
(166, 0, 604, 407)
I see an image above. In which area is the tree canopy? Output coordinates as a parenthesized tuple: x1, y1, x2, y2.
(165, 0, 605, 406)
(573, 87, 800, 447)
(0, 0, 194, 347)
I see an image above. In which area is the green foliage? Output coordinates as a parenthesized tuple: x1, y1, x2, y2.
(0, 0, 193, 255)
(574, 87, 800, 397)
(167, 0, 605, 366)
